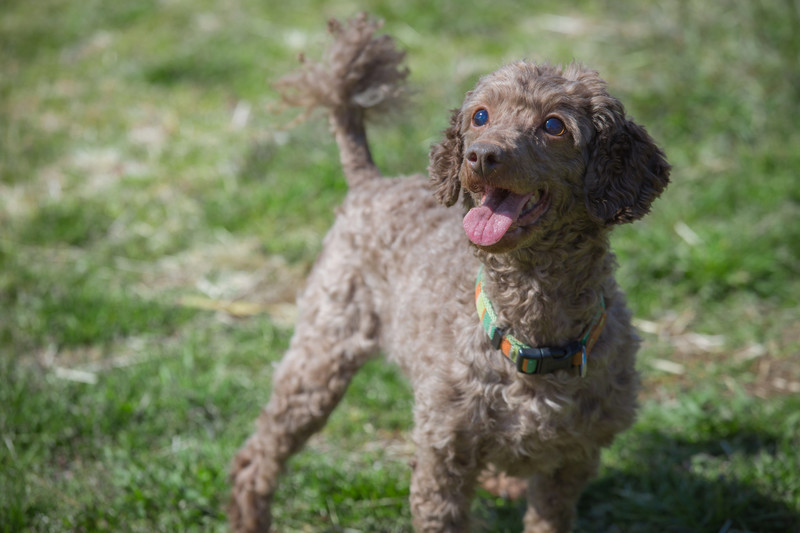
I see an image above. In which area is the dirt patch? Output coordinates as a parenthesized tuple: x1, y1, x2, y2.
(637, 309, 800, 400)
(142, 236, 306, 326)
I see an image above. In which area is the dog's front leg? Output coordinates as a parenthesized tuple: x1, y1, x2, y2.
(409, 444, 479, 533)
(409, 397, 482, 533)
(523, 449, 600, 533)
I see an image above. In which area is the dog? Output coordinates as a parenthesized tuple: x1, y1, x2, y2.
(230, 14, 670, 532)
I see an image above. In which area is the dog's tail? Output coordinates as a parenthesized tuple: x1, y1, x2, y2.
(276, 14, 408, 188)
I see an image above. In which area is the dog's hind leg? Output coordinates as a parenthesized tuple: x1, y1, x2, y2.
(229, 248, 380, 532)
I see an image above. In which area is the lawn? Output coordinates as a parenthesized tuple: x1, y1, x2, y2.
(1, 0, 798, 532)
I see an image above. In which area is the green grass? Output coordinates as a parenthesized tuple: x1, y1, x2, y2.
(1, 0, 799, 531)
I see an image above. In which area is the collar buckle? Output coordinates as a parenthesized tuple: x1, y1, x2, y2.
(516, 341, 582, 375)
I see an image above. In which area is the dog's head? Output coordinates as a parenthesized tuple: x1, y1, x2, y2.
(429, 62, 670, 253)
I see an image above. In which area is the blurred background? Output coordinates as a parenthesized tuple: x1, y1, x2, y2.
(1, 0, 798, 531)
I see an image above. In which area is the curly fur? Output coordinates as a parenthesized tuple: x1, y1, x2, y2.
(230, 15, 670, 533)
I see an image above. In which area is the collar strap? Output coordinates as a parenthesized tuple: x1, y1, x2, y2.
(474, 267, 607, 377)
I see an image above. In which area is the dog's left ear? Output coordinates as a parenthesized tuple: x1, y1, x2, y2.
(584, 96, 671, 225)
(428, 107, 465, 207)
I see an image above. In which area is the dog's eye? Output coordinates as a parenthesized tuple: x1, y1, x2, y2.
(543, 117, 566, 136)
(472, 108, 489, 127)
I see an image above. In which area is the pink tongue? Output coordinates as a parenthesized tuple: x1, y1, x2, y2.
(463, 188, 533, 246)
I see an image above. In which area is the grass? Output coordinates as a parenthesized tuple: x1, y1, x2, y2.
(1, 0, 799, 531)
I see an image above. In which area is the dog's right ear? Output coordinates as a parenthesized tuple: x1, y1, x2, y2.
(428, 107, 464, 207)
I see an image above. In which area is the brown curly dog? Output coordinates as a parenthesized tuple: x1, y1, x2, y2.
(230, 14, 670, 533)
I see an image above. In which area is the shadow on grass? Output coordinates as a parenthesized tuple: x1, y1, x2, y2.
(473, 426, 800, 533)
(579, 434, 800, 532)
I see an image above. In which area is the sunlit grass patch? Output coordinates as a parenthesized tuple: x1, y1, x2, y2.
(1, 0, 799, 530)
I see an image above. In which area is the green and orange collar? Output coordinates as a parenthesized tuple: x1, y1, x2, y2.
(475, 267, 606, 377)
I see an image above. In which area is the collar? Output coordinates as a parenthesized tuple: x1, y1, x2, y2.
(474, 267, 606, 377)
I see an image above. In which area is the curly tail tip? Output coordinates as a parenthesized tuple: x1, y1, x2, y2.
(277, 13, 408, 116)
(276, 13, 409, 186)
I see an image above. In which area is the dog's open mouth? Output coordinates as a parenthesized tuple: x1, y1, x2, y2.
(463, 187, 550, 247)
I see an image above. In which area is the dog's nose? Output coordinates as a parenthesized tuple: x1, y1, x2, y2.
(466, 143, 504, 177)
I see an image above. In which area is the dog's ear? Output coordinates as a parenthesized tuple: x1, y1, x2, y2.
(584, 95, 671, 225)
(428, 107, 464, 207)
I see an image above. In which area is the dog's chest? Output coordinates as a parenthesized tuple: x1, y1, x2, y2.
(472, 377, 594, 469)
